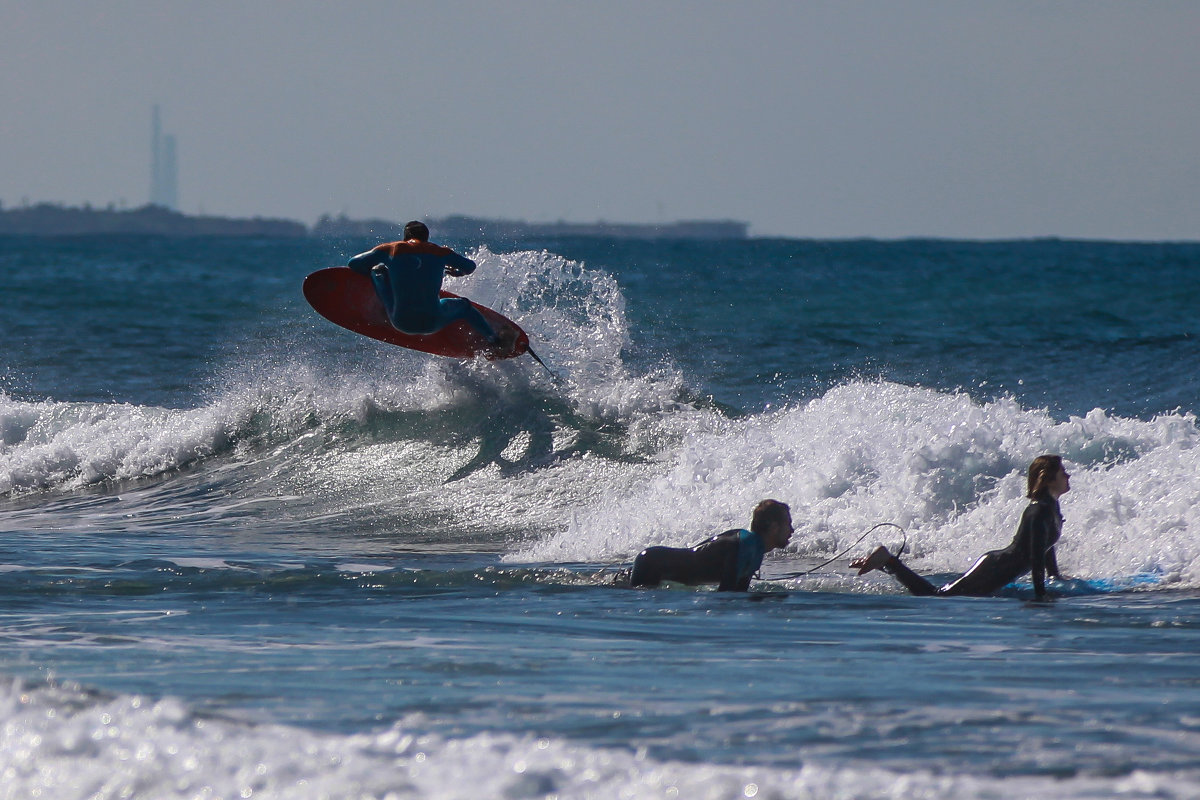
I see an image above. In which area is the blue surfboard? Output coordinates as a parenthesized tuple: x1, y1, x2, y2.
(997, 571, 1164, 599)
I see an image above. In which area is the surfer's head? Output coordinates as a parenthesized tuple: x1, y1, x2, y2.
(1027, 455, 1068, 500)
(750, 499, 793, 551)
(403, 220, 430, 242)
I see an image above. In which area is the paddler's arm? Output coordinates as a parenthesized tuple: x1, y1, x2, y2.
(1029, 508, 1053, 598)
(1044, 546, 1071, 582)
(714, 536, 749, 592)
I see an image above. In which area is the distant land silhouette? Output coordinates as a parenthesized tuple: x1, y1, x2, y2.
(312, 213, 749, 242)
(0, 203, 305, 238)
(0, 202, 748, 241)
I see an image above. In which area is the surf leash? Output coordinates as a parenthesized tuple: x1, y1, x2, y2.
(774, 522, 908, 579)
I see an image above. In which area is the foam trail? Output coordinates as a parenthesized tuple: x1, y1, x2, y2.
(460, 246, 686, 421)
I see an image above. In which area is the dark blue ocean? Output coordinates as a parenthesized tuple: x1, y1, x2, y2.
(1, 234, 1199, 799)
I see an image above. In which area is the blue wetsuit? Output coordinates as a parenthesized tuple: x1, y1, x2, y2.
(630, 529, 766, 591)
(348, 239, 498, 342)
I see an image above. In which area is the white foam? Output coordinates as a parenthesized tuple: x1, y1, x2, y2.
(0, 392, 246, 495)
(2, 678, 1192, 800)
(0, 247, 646, 498)
(6, 246, 1200, 590)
(517, 382, 1200, 588)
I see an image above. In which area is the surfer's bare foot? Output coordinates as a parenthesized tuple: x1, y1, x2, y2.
(850, 546, 894, 575)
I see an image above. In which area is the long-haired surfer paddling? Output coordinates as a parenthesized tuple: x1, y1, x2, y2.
(630, 499, 793, 591)
(852, 455, 1070, 599)
(348, 220, 517, 356)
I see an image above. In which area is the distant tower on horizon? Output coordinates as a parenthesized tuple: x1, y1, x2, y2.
(150, 104, 179, 210)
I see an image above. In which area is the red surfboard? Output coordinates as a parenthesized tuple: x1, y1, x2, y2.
(303, 267, 529, 360)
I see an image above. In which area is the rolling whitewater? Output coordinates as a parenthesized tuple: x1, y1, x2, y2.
(2, 234, 1199, 798)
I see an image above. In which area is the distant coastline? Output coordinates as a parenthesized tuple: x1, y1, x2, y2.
(313, 214, 749, 242)
(0, 203, 748, 241)
(0, 203, 306, 238)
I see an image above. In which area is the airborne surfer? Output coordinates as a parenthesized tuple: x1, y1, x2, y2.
(347, 220, 518, 356)
(629, 500, 793, 591)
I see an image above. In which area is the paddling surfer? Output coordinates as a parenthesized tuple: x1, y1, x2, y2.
(348, 221, 516, 355)
(630, 500, 793, 591)
(851, 455, 1069, 599)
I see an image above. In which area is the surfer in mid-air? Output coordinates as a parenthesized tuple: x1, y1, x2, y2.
(348, 220, 517, 355)
(629, 499, 793, 591)
(851, 455, 1069, 599)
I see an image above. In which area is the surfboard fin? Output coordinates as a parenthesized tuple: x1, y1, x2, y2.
(525, 345, 560, 382)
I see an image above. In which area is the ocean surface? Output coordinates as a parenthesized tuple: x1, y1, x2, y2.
(1, 234, 1199, 799)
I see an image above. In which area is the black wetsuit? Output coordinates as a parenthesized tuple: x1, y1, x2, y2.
(630, 529, 765, 591)
(884, 498, 1062, 598)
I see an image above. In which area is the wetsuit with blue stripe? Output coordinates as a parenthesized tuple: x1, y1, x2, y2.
(630, 529, 766, 591)
(883, 498, 1063, 598)
(348, 239, 499, 342)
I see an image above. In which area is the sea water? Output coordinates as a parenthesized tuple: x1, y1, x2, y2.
(1, 235, 1198, 799)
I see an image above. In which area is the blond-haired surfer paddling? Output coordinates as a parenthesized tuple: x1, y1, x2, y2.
(630, 499, 793, 591)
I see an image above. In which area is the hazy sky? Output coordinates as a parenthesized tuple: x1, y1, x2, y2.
(3, 1, 1198, 239)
